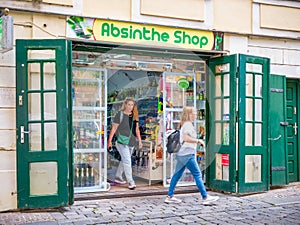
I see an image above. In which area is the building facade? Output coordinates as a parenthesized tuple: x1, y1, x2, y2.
(0, 0, 299, 211)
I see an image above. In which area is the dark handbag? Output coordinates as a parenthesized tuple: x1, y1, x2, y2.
(107, 146, 121, 161)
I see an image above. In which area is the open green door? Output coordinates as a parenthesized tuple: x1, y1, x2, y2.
(206, 55, 237, 192)
(269, 74, 288, 186)
(16, 39, 73, 208)
(207, 54, 269, 193)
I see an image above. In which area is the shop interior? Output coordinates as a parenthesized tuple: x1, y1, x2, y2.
(71, 51, 206, 194)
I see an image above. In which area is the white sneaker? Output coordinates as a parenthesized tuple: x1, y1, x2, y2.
(114, 177, 126, 184)
(128, 182, 136, 190)
(202, 195, 219, 205)
(164, 196, 182, 204)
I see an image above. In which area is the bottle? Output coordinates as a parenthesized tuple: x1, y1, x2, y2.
(75, 167, 80, 187)
(89, 168, 95, 186)
(85, 167, 90, 187)
(80, 167, 85, 187)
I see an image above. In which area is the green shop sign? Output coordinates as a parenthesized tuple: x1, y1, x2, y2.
(67, 16, 223, 51)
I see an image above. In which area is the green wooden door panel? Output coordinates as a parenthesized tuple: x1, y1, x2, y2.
(207, 54, 270, 193)
(269, 74, 288, 186)
(237, 54, 269, 193)
(206, 54, 237, 193)
(16, 39, 73, 209)
(286, 80, 299, 182)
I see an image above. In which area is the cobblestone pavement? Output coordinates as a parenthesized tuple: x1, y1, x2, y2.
(1, 182, 299, 225)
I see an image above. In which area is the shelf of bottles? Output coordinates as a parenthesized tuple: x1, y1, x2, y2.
(72, 68, 108, 192)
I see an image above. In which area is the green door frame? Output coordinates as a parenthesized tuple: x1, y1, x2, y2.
(16, 39, 73, 208)
(207, 54, 270, 193)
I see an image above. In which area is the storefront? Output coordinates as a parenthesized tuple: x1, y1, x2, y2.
(15, 17, 288, 209)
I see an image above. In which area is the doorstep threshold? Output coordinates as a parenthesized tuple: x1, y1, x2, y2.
(75, 186, 199, 201)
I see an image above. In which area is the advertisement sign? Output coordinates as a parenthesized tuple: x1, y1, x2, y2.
(67, 16, 223, 51)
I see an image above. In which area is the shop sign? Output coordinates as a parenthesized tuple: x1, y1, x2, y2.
(67, 16, 223, 51)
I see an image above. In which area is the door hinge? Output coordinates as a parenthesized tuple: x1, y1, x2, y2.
(236, 66, 239, 78)
(235, 170, 239, 183)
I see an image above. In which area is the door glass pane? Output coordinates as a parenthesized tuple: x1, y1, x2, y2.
(255, 99, 262, 121)
(255, 123, 262, 146)
(44, 92, 56, 120)
(215, 63, 229, 73)
(246, 63, 262, 73)
(223, 98, 230, 114)
(28, 63, 40, 90)
(29, 123, 41, 151)
(28, 93, 41, 121)
(30, 162, 58, 195)
(223, 73, 230, 96)
(28, 49, 55, 60)
(215, 75, 221, 96)
(255, 75, 262, 97)
(246, 73, 253, 96)
(215, 153, 229, 181)
(245, 155, 261, 182)
(215, 123, 221, 144)
(245, 123, 253, 146)
(246, 98, 253, 121)
(45, 123, 57, 151)
(215, 99, 221, 120)
(223, 123, 230, 145)
(44, 63, 56, 90)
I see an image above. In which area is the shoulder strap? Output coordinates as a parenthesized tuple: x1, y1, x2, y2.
(120, 111, 124, 124)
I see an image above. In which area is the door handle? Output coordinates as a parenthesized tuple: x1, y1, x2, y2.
(20, 126, 30, 144)
(268, 135, 282, 141)
(294, 123, 298, 136)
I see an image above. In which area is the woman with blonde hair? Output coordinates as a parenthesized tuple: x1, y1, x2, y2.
(165, 106, 219, 204)
(108, 97, 143, 190)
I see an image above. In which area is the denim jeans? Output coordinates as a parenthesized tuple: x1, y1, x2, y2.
(168, 154, 207, 199)
(115, 142, 135, 184)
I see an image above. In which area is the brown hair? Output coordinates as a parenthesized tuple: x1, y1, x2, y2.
(121, 97, 139, 121)
(180, 106, 195, 127)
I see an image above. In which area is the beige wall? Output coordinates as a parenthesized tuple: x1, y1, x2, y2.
(141, 0, 205, 21)
(82, 0, 131, 20)
(260, 4, 300, 32)
(213, 0, 252, 33)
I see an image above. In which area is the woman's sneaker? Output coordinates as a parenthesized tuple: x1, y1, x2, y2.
(202, 195, 219, 205)
(164, 196, 182, 204)
(128, 182, 136, 190)
(114, 177, 126, 184)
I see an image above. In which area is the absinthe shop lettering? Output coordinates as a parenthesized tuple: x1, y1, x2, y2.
(101, 22, 209, 49)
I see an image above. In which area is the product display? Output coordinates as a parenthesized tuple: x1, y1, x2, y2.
(72, 68, 108, 192)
